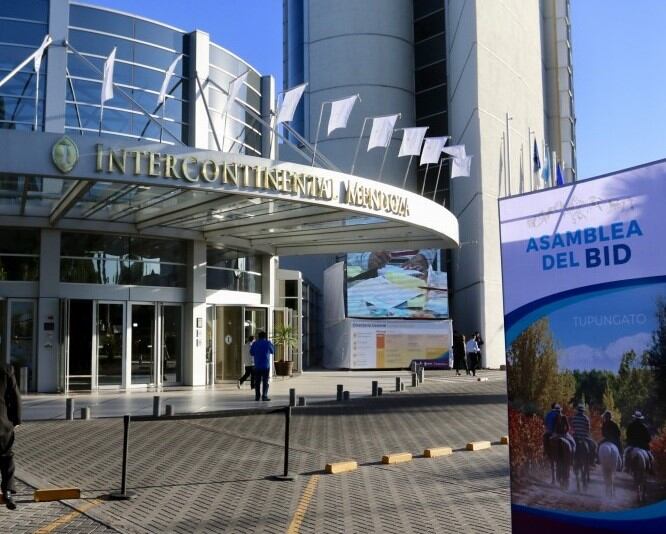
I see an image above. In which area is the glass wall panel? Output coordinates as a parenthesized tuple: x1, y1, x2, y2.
(0, 228, 39, 281)
(0, 0, 48, 22)
(97, 302, 124, 386)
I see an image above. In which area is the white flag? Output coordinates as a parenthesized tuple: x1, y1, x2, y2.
(398, 127, 428, 157)
(451, 155, 473, 178)
(277, 83, 307, 124)
(157, 54, 183, 106)
(442, 144, 466, 160)
(33, 34, 52, 72)
(367, 114, 399, 151)
(327, 95, 358, 135)
(419, 136, 450, 165)
(221, 71, 249, 118)
(101, 47, 117, 104)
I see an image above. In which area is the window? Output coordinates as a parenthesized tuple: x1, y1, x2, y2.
(206, 248, 262, 293)
(0, 228, 39, 281)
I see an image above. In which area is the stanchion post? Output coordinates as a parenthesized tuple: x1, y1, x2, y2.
(289, 388, 296, 407)
(80, 407, 91, 420)
(395, 377, 401, 392)
(109, 414, 135, 500)
(153, 396, 161, 417)
(66, 398, 74, 420)
(412, 373, 417, 387)
(274, 406, 297, 481)
(377, 387, 383, 396)
(336, 384, 344, 402)
(371, 380, 378, 397)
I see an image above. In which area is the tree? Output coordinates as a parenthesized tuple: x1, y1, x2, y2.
(507, 317, 574, 414)
(647, 297, 666, 428)
(602, 385, 622, 427)
(613, 350, 654, 427)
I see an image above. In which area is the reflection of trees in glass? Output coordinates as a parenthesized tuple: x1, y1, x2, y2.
(507, 317, 575, 414)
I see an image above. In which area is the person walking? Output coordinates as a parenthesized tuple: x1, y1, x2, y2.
(465, 334, 479, 376)
(474, 332, 484, 372)
(0, 363, 21, 510)
(237, 335, 255, 389)
(452, 330, 467, 375)
(250, 331, 274, 401)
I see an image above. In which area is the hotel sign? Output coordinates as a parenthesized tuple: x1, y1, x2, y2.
(92, 144, 410, 217)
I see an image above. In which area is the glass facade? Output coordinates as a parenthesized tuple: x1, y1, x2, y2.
(60, 232, 187, 287)
(66, 4, 190, 143)
(0, 227, 40, 281)
(206, 247, 262, 293)
(0, 0, 48, 131)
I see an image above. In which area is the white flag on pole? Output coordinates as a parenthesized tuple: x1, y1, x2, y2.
(327, 95, 358, 135)
(221, 71, 249, 118)
(419, 136, 450, 165)
(157, 54, 183, 106)
(33, 34, 52, 72)
(451, 155, 473, 178)
(398, 127, 428, 157)
(101, 47, 117, 104)
(277, 83, 307, 124)
(367, 114, 399, 151)
(442, 144, 466, 160)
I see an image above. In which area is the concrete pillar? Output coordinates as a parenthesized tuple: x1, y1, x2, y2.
(37, 229, 61, 392)
(184, 240, 207, 386)
(260, 75, 276, 159)
(45, 0, 68, 133)
(187, 30, 211, 150)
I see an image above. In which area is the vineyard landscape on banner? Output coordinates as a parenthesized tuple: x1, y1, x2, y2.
(499, 160, 666, 532)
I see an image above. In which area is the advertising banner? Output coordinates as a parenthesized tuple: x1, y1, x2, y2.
(346, 249, 448, 319)
(350, 319, 452, 369)
(499, 161, 666, 532)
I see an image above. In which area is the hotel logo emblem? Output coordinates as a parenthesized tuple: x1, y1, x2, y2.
(52, 136, 79, 173)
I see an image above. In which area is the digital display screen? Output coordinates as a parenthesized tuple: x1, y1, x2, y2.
(346, 249, 448, 319)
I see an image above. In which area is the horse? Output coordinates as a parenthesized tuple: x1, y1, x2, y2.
(626, 447, 649, 503)
(547, 435, 574, 490)
(598, 441, 622, 497)
(573, 438, 595, 492)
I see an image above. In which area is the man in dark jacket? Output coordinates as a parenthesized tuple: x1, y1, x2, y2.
(452, 331, 467, 375)
(0, 363, 21, 510)
(601, 410, 622, 453)
(624, 410, 653, 473)
(250, 331, 274, 402)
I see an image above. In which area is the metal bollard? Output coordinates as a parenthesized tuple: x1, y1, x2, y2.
(19, 367, 28, 395)
(66, 398, 75, 420)
(80, 407, 91, 420)
(395, 377, 401, 392)
(274, 406, 296, 480)
(289, 388, 296, 407)
(343, 391, 350, 401)
(377, 387, 383, 396)
(165, 404, 175, 416)
(400, 383, 405, 391)
(411, 373, 417, 387)
(109, 415, 135, 500)
(336, 384, 344, 402)
(371, 380, 379, 397)
(298, 396, 306, 406)
(418, 366, 425, 384)
(153, 396, 161, 417)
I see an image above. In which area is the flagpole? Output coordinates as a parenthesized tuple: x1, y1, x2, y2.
(0, 40, 50, 89)
(527, 128, 532, 191)
(377, 144, 390, 182)
(350, 117, 369, 174)
(505, 112, 512, 196)
(34, 68, 40, 131)
(431, 157, 453, 202)
(501, 133, 506, 197)
(99, 102, 104, 136)
(311, 101, 327, 166)
(402, 155, 413, 189)
(420, 164, 430, 196)
(519, 143, 524, 194)
(159, 100, 165, 143)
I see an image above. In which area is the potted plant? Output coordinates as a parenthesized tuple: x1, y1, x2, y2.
(272, 324, 297, 376)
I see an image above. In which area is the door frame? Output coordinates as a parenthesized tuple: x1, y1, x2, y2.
(158, 302, 184, 387)
(95, 300, 126, 390)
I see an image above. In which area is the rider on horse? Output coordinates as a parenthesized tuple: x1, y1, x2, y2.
(571, 404, 596, 465)
(554, 410, 576, 452)
(600, 410, 622, 453)
(543, 403, 561, 454)
(624, 410, 654, 474)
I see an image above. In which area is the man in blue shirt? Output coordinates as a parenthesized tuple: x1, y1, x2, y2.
(250, 331, 274, 401)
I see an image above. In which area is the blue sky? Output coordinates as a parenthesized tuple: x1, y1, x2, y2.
(91, 0, 664, 181)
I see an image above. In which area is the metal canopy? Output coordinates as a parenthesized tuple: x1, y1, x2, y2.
(0, 130, 459, 256)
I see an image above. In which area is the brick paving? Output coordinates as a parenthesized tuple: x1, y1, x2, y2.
(6, 371, 510, 533)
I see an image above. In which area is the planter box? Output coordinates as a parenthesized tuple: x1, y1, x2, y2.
(275, 361, 293, 376)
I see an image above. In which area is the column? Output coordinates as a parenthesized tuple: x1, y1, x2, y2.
(183, 240, 207, 386)
(187, 30, 211, 150)
(260, 75, 276, 159)
(36, 229, 60, 392)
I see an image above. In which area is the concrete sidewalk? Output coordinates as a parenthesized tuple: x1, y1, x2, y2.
(22, 369, 506, 420)
(8, 372, 510, 533)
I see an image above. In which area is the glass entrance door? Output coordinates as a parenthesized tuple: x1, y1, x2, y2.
(160, 304, 182, 385)
(131, 304, 156, 385)
(8, 299, 35, 390)
(215, 306, 243, 382)
(97, 302, 125, 387)
(68, 300, 93, 390)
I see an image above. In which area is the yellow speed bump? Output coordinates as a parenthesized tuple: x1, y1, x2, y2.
(424, 447, 453, 458)
(500, 435, 509, 445)
(325, 460, 358, 474)
(466, 441, 491, 451)
(34, 488, 81, 502)
(382, 452, 412, 465)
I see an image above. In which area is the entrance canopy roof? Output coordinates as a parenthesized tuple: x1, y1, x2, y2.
(0, 131, 459, 255)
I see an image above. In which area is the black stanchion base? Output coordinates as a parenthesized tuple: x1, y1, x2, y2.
(272, 473, 298, 481)
(108, 490, 136, 500)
